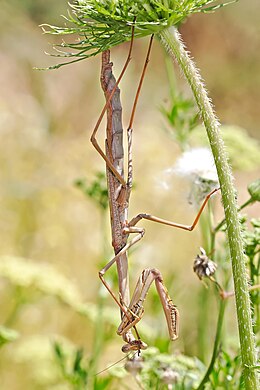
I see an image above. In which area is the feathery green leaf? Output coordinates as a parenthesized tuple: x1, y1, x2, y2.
(40, 0, 237, 69)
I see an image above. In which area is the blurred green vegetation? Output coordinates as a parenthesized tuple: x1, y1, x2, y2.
(0, 1, 259, 389)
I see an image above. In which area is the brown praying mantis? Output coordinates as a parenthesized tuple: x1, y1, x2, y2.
(90, 24, 219, 354)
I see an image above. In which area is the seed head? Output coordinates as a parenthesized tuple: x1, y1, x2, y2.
(193, 247, 217, 280)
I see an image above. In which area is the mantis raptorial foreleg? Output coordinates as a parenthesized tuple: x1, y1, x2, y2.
(118, 268, 179, 346)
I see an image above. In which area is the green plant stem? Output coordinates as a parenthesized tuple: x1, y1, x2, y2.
(197, 287, 209, 362)
(197, 298, 226, 390)
(158, 26, 258, 389)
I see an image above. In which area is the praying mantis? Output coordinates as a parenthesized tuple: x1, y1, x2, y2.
(90, 24, 219, 354)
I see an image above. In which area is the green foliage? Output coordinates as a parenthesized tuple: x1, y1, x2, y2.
(139, 348, 205, 389)
(214, 178, 260, 233)
(209, 351, 244, 389)
(13, 335, 91, 388)
(161, 56, 199, 149)
(75, 172, 108, 210)
(41, 0, 236, 68)
(161, 91, 199, 150)
(243, 218, 260, 260)
(54, 342, 87, 389)
(107, 347, 206, 389)
(248, 179, 260, 202)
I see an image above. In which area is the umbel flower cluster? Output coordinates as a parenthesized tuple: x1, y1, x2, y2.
(42, 0, 236, 68)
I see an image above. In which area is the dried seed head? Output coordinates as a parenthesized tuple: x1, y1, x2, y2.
(193, 247, 217, 280)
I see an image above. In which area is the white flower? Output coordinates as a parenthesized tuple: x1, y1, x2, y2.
(173, 147, 218, 183)
(157, 148, 219, 205)
(168, 147, 219, 205)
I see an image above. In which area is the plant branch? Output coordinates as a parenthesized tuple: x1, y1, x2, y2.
(221, 284, 260, 299)
(157, 26, 258, 389)
(214, 196, 256, 233)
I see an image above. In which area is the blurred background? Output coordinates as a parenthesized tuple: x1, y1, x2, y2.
(0, 1, 259, 388)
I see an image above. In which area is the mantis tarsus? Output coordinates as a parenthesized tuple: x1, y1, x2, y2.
(91, 25, 219, 353)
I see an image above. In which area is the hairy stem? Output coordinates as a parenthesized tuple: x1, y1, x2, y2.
(158, 26, 258, 389)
